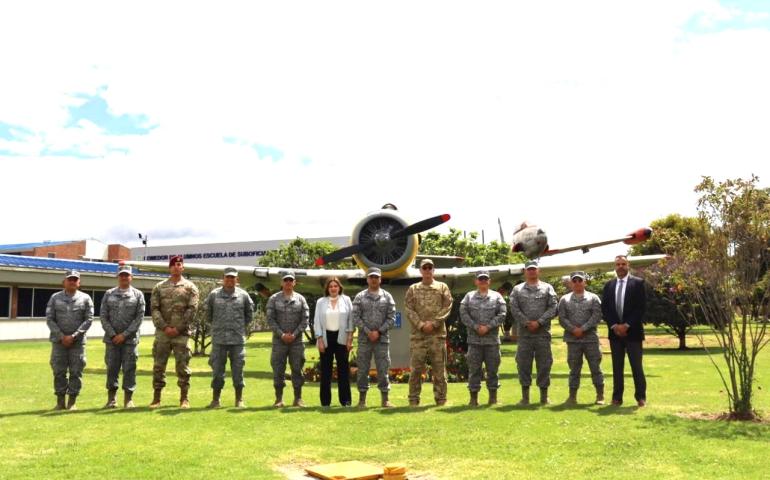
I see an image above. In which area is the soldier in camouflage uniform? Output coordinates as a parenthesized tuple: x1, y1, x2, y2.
(460, 271, 507, 406)
(266, 271, 309, 407)
(100, 265, 145, 409)
(353, 267, 396, 408)
(205, 267, 255, 408)
(46, 269, 94, 411)
(149, 255, 199, 409)
(404, 258, 453, 406)
(558, 271, 605, 405)
(510, 260, 558, 405)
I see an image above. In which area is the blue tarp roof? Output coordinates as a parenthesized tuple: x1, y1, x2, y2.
(0, 254, 161, 278)
(0, 240, 75, 252)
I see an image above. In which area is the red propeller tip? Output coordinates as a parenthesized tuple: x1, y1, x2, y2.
(315, 258, 326, 266)
(441, 214, 451, 222)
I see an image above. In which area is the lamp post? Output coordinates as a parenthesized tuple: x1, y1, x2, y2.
(138, 233, 148, 260)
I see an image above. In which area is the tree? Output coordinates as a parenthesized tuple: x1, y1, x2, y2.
(258, 237, 352, 271)
(630, 214, 710, 349)
(190, 280, 219, 356)
(419, 228, 520, 266)
(672, 176, 770, 420)
(257, 237, 353, 342)
(419, 228, 525, 352)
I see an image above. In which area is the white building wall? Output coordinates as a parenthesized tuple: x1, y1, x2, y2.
(0, 318, 156, 341)
(84, 239, 109, 261)
(131, 236, 349, 266)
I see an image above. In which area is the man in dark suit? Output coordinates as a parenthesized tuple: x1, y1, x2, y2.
(601, 255, 647, 406)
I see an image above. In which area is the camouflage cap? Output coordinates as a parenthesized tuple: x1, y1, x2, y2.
(476, 270, 490, 279)
(117, 265, 133, 276)
(65, 269, 80, 279)
(524, 259, 539, 269)
(223, 267, 238, 277)
(282, 271, 296, 280)
(419, 258, 434, 268)
(570, 271, 587, 280)
(366, 267, 382, 277)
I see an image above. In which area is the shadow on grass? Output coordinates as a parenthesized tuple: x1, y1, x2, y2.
(643, 347, 725, 356)
(83, 368, 276, 380)
(376, 405, 433, 415)
(42, 407, 104, 417)
(155, 406, 211, 416)
(592, 405, 639, 416)
(643, 414, 770, 440)
(548, 402, 594, 412)
(497, 372, 660, 380)
(0, 408, 56, 419)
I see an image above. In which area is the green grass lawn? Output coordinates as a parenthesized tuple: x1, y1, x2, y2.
(1, 327, 769, 480)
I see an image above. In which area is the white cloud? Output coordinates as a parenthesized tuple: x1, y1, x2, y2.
(1, 0, 769, 265)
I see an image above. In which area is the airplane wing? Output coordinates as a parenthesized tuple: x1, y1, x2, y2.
(129, 253, 665, 297)
(414, 254, 465, 268)
(127, 260, 368, 296)
(430, 254, 666, 293)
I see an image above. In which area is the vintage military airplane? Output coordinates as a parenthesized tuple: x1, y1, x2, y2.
(127, 205, 664, 367)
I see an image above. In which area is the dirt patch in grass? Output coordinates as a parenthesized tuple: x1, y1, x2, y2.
(274, 461, 440, 479)
(675, 411, 768, 423)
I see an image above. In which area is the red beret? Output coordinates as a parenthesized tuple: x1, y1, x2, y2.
(169, 255, 184, 267)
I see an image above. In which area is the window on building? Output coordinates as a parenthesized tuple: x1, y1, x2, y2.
(17, 288, 33, 317)
(93, 291, 105, 317)
(47, 253, 56, 258)
(0, 287, 10, 318)
(144, 292, 151, 316)
(33, 289, 59, 317)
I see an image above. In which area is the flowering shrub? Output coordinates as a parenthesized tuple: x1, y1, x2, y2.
(303, 340, 469, 383)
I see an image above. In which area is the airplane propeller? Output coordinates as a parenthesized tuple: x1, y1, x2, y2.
(315, 214, 450, 266)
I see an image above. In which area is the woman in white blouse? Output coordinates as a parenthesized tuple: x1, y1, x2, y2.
(314, 277, 354, 407)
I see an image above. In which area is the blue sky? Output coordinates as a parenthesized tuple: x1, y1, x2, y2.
(67, 92, 155, 136)
(1, 1, 769, 261)
(683, 1, 770, 33)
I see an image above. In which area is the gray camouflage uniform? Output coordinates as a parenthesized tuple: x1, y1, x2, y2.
(558, 292, 604, 390)
(100, 286, 145, 392)
(206, 286, 255, 390)
(460, 290, 506, 392)
(510, 281, 558, 389)
(266, 291, 309, 390)
(46, 290, 94, 396)
(352, 289, 396, 393)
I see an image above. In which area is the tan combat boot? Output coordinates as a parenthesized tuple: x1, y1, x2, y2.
(469, 391, 479, 407)
(381, 391, 394, 408)
(488, 389, 499, 406)
(66, 394, 78, 411)
(235, 387, 245, 408)
(179, 386, 190, 409)
(357, 390, 367, 409)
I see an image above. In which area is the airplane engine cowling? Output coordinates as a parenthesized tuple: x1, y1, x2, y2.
(350, 210, 419, 278)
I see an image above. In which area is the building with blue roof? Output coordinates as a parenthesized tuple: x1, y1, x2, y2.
(0, 254, 167, 341)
